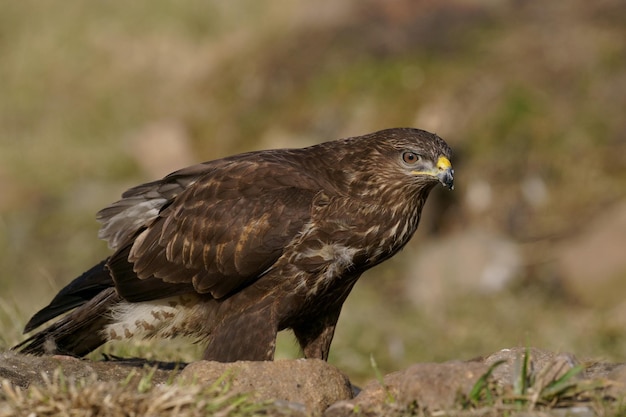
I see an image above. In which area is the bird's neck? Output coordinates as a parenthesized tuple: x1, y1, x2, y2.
(360, 189, 432, 269)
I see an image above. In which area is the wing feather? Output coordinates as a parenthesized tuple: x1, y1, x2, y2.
(108, 155, 321, 300)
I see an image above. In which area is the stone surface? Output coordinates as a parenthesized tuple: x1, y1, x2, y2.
(483, 347, 582, 386)
(395, 361, 490, 409)
(0, 351, 178, 389)
(178, 358, 353, 415)
(4, 348, 626, 416)
(325, 361, 489, 415)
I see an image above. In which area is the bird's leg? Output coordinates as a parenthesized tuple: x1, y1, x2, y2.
(292, 308, 341, 360)
(291, 277, 359, 360)
(203, 305, 278, 362)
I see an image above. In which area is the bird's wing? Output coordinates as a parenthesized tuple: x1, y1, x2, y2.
(97, 162, 220, 250)
(106, 155, 320, 301)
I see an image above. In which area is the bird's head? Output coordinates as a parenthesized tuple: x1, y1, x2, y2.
(366, 128, 455, 193)
(325, 128, 454, 200)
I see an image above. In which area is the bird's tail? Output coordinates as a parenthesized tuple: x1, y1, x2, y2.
(13, 260, 121, 356)
(13, 288, 120, 356)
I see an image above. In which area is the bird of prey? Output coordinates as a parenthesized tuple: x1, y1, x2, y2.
(14, 127, 454, 362)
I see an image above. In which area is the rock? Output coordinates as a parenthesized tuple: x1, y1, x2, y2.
(325, 361, 489, 415)
(601, 364, 626, 399)
(178, 358, 352, 415)
(395, 361, 490, 409)
(0, 351, 178, 389)
(483, 347, 582, 386)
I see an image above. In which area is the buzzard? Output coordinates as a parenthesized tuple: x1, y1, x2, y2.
(14, 128, 454, 361)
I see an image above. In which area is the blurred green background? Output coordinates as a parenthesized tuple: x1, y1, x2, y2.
(1, 0, 625, 384)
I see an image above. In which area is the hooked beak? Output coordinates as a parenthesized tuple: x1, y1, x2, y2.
(435, 156, 454, 190)
(410, 155, 455, 190)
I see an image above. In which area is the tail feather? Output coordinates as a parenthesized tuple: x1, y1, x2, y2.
(13, 288, 120, 356)
(24, 260, 114, 333)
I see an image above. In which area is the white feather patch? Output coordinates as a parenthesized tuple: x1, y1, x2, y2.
(104, 295, 204, 341)
(302, 243, 358, 294)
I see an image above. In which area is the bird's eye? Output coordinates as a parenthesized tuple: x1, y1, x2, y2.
(402, 152, 420, 165)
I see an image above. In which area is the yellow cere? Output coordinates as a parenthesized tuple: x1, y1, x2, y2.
(410, 156, 453, 176)
(436, 156, 452, 171)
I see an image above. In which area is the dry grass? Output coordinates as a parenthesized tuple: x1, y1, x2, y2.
(1, 359, 620, 417)
(0, 368, 288, 417)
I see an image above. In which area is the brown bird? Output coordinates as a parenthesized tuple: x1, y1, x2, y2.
(14, 127, 454, 361)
